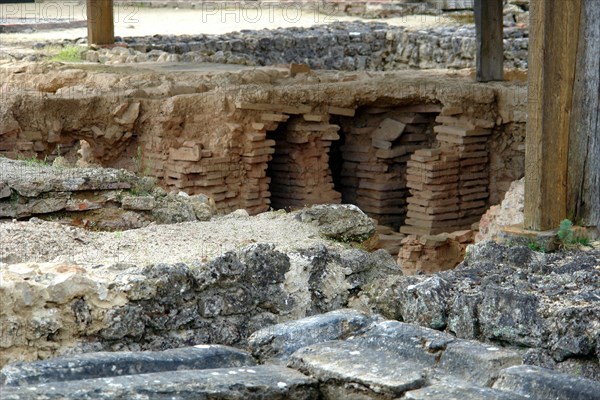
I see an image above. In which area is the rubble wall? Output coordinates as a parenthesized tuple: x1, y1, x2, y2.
(83, 22, 529, 71)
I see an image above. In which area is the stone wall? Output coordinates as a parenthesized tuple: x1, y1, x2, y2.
(83, 21, 529, 71)
(0, 233, 396, 367)
(362, 240, 600, 380)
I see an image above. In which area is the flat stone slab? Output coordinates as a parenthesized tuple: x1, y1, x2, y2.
(0, 345, 256, 386)
(493, 365, 600, 400)
(268, 317, 524, 399)
(0, 158, 135, 197)
(248, 309, 380, 363)
(0, 365, 319, 400)
(346, 319, 520, 382)
(350, 320, 456, 366)
(288, 340, 428, 398)
(438, 341, 522, 386)
(404, 383, 530, 400)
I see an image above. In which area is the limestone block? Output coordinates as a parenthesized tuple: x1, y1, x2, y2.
(0, 114, 20, 136)
(434, 125, 492, 137)
(261, 113, 289, 122)
(113, 102, 140, 126)
(169, 145, 201, 161)
(249, 310, 379, 363)
(372, 138, 392, 150)
(373, 118, 406, 142)
(289, 340, 427, 398)
(493, 365, 600, 400)
(121, 196, 155, 211)
(440, 105, 463, 116)
(302, 114, 326, 122)
(19, 131, 42, 141)
(0, 183, 11, 199)
(405, 384, 527, 400)
(90, 125, 104, 138)
(327, 106, 355, 117)
(289, 63, 311, 77)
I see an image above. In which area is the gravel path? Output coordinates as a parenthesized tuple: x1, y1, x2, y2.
(0, 211, 339, 267)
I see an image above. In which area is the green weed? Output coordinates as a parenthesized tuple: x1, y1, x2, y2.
(16, 154, 47, 166)
(50, 45, 84, 62)
(527, 240, 545, 253)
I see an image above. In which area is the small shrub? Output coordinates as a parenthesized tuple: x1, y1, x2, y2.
(50, 46, 83, 62)
(558, 219, 574, 245)
(557, 219, 591, 250)
(132, 146, 153, 177)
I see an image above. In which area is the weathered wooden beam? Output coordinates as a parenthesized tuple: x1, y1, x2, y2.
(474, 0, 504, 82)
(567, 0, 600, 228)
(86, 0, 114, 46)
(524, 0, 582, 231)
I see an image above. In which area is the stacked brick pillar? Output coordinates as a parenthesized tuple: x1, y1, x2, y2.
(401, 109, 493, 235)
(239, 119, 278, 215)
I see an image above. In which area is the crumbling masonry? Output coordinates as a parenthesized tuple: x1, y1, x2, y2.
(0, 66, 526, 235)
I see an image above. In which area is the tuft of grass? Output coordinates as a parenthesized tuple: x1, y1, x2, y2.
(50, 45, 84, 62)
(16, 154, 48, 166)
(578, 237, 592, 247)
(527, 240, 545, 253)
(130, 176, 156, 196)
(132, 146, 152, 177)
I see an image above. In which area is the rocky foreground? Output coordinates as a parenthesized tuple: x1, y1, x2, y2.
(1, 172, 600, 397)
(1, 310, 599, 399)
(1, 205, 600, 376)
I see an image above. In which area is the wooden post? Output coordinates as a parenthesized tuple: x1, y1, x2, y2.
(567, 0, 600, 228)
(86, 0, 114, 46)
(524, 0, 582, 231)
(474, 0, 504, 82)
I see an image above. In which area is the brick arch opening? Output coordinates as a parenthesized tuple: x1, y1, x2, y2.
(265, 115, 342, 211)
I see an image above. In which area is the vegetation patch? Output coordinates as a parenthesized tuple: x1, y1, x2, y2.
(557, 219, 591, 250)
(49, 45, 84, 63)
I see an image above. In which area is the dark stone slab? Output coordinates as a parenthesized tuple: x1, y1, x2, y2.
(282, 318, 523, 399)
(288, 340, 427, 398)
(438, 341, 522, 386)
(404, 383, 530, 400)
(349, 320, 456, 367)
(492, 365, 600, 400)
(0, 365, 318, 400)
(0, 345, 256, 386)
(248, 309, 380, 363)
(356, 322, 521, 386)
